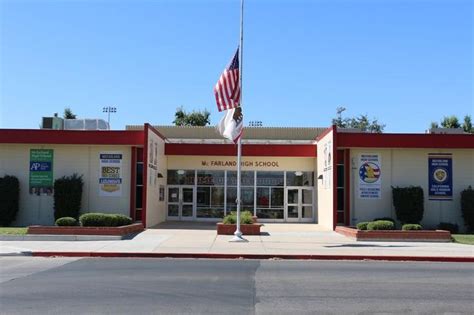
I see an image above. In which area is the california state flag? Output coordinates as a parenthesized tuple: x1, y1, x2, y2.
(217, 107, 243, 144)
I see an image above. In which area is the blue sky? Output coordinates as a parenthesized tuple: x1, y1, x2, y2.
(1, 0, 472, 132)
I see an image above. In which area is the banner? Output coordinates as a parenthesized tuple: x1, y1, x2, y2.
(428, 153, 453, 200)
(322, 140, 332, 189)
(99, 152, 122, 196)
(358, 153, 381, 199)
(29, 149, 54, 195)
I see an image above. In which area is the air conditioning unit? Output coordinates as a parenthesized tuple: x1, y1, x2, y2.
(42, 117, 64, 130)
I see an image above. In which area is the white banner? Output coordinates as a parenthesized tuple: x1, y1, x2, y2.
(358, 153, 381, 199)
(99, 152, 122, 197)
(323, 140, 332, 189)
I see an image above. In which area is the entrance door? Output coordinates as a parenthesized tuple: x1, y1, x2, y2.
(167, 186, 195, 220)
(285, 187, 314, 222)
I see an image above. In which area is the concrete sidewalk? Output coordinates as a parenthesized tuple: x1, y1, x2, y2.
(1, 223, 473, 261)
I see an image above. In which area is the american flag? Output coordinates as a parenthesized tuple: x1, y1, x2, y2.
(214, 48, 240, 112)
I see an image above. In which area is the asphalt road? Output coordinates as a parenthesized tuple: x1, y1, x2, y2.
(0, 257, 473, 314)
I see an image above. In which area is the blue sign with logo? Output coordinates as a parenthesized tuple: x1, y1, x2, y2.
(30, 162, 52, 172)
(428, 154, 452, 200)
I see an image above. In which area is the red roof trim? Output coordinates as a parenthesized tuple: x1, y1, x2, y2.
(0, 129, 145, 145)
(337, 133, 474, 149)
(165, 143, 317, 157)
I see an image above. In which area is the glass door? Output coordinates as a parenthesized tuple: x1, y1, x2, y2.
(286, 187, 300, 222)
(285, 187, 314, 222)
(167, 186, 195, 220)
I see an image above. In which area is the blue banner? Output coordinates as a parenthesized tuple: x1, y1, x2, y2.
(428, 154, 452, 200)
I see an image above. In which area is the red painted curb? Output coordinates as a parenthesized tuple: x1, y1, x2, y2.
(31, 251, 474, 263)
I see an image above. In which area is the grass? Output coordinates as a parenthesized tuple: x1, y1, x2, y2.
(452, 234, 474, 245)
(0, 227, 28, 235)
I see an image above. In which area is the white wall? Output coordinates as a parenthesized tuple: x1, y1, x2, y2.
(0, 144, 131, 226)
(350, 148, 474, 230)
(144, 129, 167, 227)
(316, 130, 334, 230)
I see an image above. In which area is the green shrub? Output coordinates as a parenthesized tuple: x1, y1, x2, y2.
(54, 174, 83, 220)
(461, 186, 474, 231)
(113, 214, 133, 226)
(0, 175, 20, 226)
(437, 222, 459, 234)
(222, 211, 253, 225)
(55, 217, 78, 226)
(373, 217, 396, 225)
(356, 222, 369, 230)
(392, 186, 424, 224)
(367, 220, 395, 230)
(402, 224, 423, 231)
(79, 213, 133, 227)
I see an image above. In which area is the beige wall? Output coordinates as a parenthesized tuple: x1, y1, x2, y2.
(144, 130, 167, 227)
(316, 130, 334, 230)
(167, 155, 315, 172)
(0, 144, 131, 226)
(349, 148, 474, 230)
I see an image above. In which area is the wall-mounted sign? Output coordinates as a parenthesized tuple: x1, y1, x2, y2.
(29, 149, 54, 195)
(99, 152, 122, 197)
(322, 140, 332, 189)
(428, 153, 452, 200)
(358, 154, 381, 199)
(200, 160, 280, 168)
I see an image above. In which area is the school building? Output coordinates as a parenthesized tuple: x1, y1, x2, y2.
(0, 124, 472, 230)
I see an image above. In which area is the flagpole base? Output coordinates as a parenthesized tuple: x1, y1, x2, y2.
(229, 231, 248, 242)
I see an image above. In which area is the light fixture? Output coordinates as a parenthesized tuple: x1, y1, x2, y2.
(177, 170, 185, 175)
(157, 173, 164, 178)
(294, 171, 303, 176)
(317, 174, 323, 180)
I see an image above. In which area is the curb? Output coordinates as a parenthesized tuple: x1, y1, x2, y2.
(30, 251, 474, 263)
(0, 235, 123, 241)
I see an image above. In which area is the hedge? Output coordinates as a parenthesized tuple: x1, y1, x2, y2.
(54, 174, 83, 220)
(367, 220, 395, 230)
(356, 222, 369, 230)
(437, 222, 459, 234)
(392, 186, 424, 224)
(222, 211, 253, 224)
(461, 186, 474, 231)
(373, 217, 396, 225)
(55, 217, 78, 226)
(0, 175, 20, 226)
(79, 213, 132, 227)
(402, 224, 423, 231)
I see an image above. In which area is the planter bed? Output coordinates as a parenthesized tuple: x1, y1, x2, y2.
(217, 223, 263, 235)
(27, 223, 144, 236)
(336, 226, 452, 242)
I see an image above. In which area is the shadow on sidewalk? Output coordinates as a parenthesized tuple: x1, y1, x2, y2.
(149, 221, 217, 231)
(324, 244, 412, 248)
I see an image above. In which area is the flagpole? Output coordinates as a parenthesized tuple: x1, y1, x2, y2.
(230, 0, 246, 242)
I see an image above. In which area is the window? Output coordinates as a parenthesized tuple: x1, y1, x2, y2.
(286, 171, 314, 186)
(196, 171, 225, 218)
(167, 170, 195, 185)
(256, 171, 284, 219)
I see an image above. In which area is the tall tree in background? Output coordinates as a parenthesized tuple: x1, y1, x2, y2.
(63, 107, 77, 119)
(462, 115, 473, 133)
(430, 115, 473, 133)
(440, 115, 461, 129)
(332, 107, 385, 133)
(173, 107, 211, 126)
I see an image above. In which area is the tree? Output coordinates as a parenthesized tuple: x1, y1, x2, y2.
(63, 107, 77, 119)
(173, 107, 211, 126)
(440, 115, 460, 129)
(332, 108, 385, 133)
(463, 115, 473, 133)
(430, 115, 473, 133)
